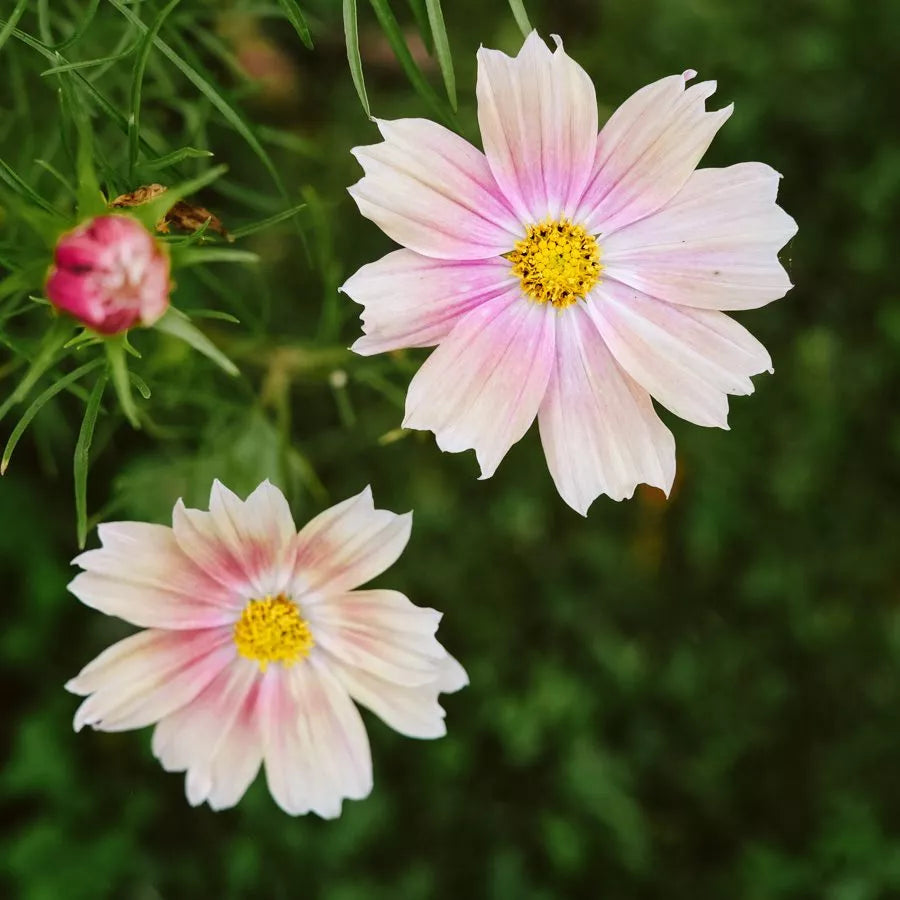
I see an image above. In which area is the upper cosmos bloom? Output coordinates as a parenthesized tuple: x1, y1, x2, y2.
(342, 33, 797, 514)
(66, 480, 466, 817)
(46, 214, 170, 334)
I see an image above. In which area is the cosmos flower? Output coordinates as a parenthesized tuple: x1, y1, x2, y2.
(46, 215, 170, 334)
(343, 33, 797, 514)
(66, 481, 467, 817)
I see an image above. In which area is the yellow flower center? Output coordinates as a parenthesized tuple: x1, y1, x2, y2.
(507, 219, 602, 309)
(233, 594, 314, 671)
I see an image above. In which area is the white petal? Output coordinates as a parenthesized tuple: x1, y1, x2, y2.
(331, 660, 450, 740)
(403, 290, 556, 479)
(309, 590, 445, 687)
(292, 486, 411, 597)
(476, 32, 598, 222)
(603, 163, 797, 310)
(342, 250, 515, 356)
(589, 280, 773, 428)
(349, 118, 521, 260)
(537, 305, 675, 514)
(68, 628, 234, 733)
(433, 655, 469, 694)
(576, 72, 733, 234)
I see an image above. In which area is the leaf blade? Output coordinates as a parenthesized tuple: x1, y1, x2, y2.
(425, 0, 456, 110)
(0, 318, 74, 424)
(0, 0, 28, 56)
(154, 308, 239, 376)
(129, 0, 183, 179)
(507, 0, 532, 37)
(105, 338, 141, 428)
(230, 202, 307, 239)
(275, 0, 314, 50)
(368, 0, 454, 125)
(108, 0, 286, 195)
(343, 0, 370, 117)
(74, 370, 108, 548)
(2, 358, 104, 475)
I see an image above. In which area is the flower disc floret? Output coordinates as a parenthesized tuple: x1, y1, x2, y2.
(507, 219, 602, 309)
(233, 593, 314, 671)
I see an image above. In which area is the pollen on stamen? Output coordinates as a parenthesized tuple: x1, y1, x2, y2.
(233, 593, 314, 671)
(506, 219, 602, 309)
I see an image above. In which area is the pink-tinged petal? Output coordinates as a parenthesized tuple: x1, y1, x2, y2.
(575, 72, 733, 235)
(260, 661, 372, 818)
(292, 486, 411, 598)
(403, 290, 556, 479)
(258, 669, 318, 816)
(172, 481, 295, 599)
(538, 305, 675, 514)
(296, 658, 373, 801)
(208, 479, 297, 591)
(67, 571, 237, 630)
(603, 163, 797, 310)
(308, 589, 445, 687)
(72, 521, 239, 627)
(203, 688, 263, 811)
(477, 32, 598, 222)
(349, 117, 521, 260)
(342, 250, 515, 356)
(588, 280, 772, 428)
(67, 628, 234, 733)
(152, 656, 255, 771)
(152, 657, 262, 810)
(331, 660, 451, 740)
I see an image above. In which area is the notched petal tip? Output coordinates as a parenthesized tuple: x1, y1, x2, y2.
(64, 677, 85, 696)
(354, 483, 375, 508)
(172, 496, 188, 521)
(209, 477, 242, 508)
(475, 457, 499, 481)
(436, 654, 470, 694)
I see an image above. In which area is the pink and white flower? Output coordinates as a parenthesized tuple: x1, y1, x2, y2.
(343, 33, 797, 515)
(66, 480, 466, 817)
(46, 214, 170, 334)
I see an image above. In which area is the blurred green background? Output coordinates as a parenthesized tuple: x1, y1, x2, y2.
(1, 0, 899, 897)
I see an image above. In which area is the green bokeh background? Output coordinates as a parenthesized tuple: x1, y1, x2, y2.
(2, 0, 899, 897)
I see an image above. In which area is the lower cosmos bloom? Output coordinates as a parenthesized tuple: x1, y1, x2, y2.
(46, 215, 170, 334)
(343, 32, 797, 515)
(66, 481, 467, 817)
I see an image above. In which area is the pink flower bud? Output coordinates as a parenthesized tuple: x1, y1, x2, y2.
(46, 215, 170, 334)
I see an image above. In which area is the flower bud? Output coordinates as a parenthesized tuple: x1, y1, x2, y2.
(46, 215, 170, 334)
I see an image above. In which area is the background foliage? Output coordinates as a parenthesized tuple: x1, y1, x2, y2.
(1, 0, 898, 897)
